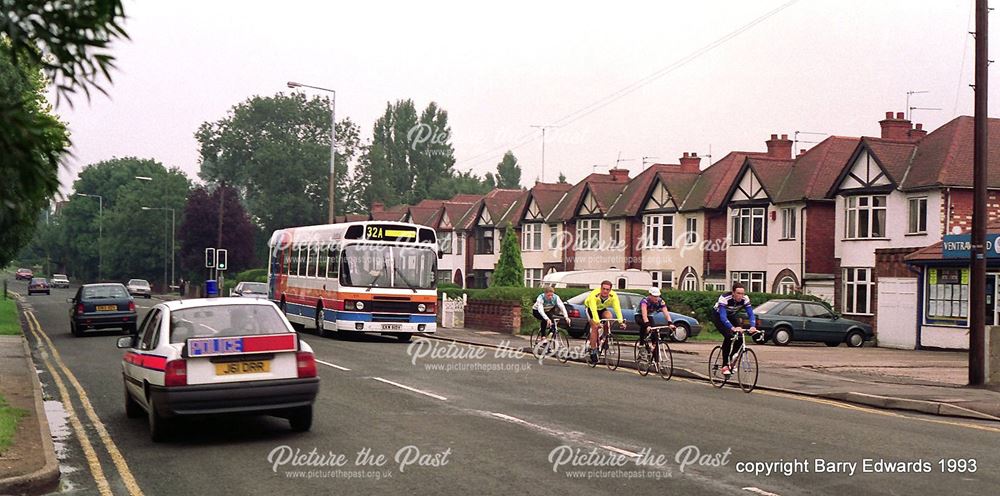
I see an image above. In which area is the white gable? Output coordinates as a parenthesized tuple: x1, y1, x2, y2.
(643, 180, 676, 211)
(439, 211, 452, 229)
(731, 168, 768, 202)
(577, 190, 601, 216)
(478, 206, 493, 226)
(841, 149, 891, 190)
(525, 198, 543, 221)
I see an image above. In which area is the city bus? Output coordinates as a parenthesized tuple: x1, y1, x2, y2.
(267, 221, 439, 342)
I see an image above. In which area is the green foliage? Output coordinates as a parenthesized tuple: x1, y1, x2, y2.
(0, 39, 71, 268)
(485, 151, 522, 189)
(0, 298, 21, 336)
(176, 185, 257, 283)
(196, 92, 362, 234)
(490, 225, 524, 287)
(1, 0, 128, 103)
(0, 394, 28, 453)
(235, 268, 268, 283)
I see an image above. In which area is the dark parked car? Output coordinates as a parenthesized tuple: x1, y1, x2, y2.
(754, 299, 874, 347)
(562, 291, 702, 342)
(231, 281, 268, 298)
(28, 277, 50, 295)
(68, 283, 137, 337)
(15, 268, 33, 280)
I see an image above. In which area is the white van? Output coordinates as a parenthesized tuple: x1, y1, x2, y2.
(541, 269, 653, 290)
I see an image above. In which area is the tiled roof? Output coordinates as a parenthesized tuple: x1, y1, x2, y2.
(745, 156, 795, 200)
(370, 205, 407, 221)
(335, 214, 371, 223)
(440, 201, 477, 231)
(774, 136, 860, 203)
(483, 189, 525, 226)
(407, 207, 440, 227)
(524, 182, 573, 221)
(683, 151, 766, 210)
(902, 116, 1000, 190)
(605, 164, 692, 217)
(860, 138, 917, 186)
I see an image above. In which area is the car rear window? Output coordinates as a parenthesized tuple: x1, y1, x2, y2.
(169, 304, 289, 343)
(243, 282, 267, 293)
(83, 285, 129, 299)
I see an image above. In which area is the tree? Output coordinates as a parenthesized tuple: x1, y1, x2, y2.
(177, 185, 257, 283)
(486, 151, 522, 189)
(196, 92, 362, 237)
(558, 172, 567, 184)
(1, 1, 126, 267)
(0, 40, 71, 268)
(490, 224, 524, 287)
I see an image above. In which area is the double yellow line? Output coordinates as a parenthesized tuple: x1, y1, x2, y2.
(23, 308, 144, 496)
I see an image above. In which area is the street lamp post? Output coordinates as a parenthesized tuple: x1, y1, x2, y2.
(287, 81, 337, 224)
(74, 193, 103, 280)
(141, 207, 175, 293)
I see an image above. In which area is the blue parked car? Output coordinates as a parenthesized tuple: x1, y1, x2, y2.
(561, 291, 702, 342)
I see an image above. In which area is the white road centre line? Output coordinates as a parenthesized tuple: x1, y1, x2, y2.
(600, 445, 641, 458)
(315, 359, 351, 371)
(371, 377, 448, 401)
(743, 487, 782, 496)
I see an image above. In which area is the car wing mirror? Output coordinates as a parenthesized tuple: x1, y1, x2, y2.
(116, 336, 136, 349)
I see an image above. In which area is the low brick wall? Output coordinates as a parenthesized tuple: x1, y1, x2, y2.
(464, 299, 521, 334)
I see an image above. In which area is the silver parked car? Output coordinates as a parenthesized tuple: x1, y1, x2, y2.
(126, 279, 152, 299)
(231, 281, 268, 298)
(51, 274, 70, 288)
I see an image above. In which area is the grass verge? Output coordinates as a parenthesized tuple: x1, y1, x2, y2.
(0, 394, 27, 454)
(0, 297, 21, 336)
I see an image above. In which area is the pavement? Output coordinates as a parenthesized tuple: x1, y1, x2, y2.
(426, 326, 1000, 422)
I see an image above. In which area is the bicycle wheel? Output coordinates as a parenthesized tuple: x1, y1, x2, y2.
(636, 345, 651, 376)
(737, 348, 759, 393)
(605, 335, 621, 371)
(708, 346, 727, 388)
(555, 330, 571, 364)
(657, 342, 673, 381)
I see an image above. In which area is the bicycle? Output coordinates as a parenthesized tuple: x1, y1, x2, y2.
(586, 319, 621, 370)
(531, 316, 570, 364)
(708, 328, 762, 393)
(635, 325, 673, 380)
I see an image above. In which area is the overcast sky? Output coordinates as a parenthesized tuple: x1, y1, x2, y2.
(52, 0, 999, 197)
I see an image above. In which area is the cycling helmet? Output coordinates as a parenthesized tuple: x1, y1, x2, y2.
(648, 287, 661, 297)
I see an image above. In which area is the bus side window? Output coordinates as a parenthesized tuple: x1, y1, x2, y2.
(328, 249, 340, 279)
(284, 246, 291, 276)
(318, 248, 328, 278)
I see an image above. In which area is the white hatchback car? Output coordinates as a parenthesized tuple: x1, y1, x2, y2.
(117, 298, 319, 442)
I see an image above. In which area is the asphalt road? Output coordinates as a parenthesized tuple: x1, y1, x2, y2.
(8, 279, 999, 496)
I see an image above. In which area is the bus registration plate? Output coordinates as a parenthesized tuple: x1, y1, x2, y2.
(381, 324, 402, 330)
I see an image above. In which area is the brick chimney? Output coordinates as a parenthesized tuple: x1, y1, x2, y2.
(908, 122, 928, 141)
(609, 168, 630, 182)
(765, 134, 792, 159)
(679, 152, 702, 173)
(798, 148, 808, 157)
(879, 111, 913, 140)
(372, 202, 385, 213)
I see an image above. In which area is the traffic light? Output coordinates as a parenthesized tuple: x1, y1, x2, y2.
(205, 248, 216, 268)
(217, 249, 228, 271)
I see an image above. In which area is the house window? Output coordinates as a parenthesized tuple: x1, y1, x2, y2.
(438, 232, 453, 254)
(456, 234, 464, 255)
(610, 222, 623, 249)
(576, 219, 601, 250)
(475, 229, 494, 254)
(651, 270, 674, 289)
(436, 270, 452, 284)
(731, 271, 766, 293)
(731, 207, 766, 245)
(643, 214, 674, 248)
(778, 276, 797, 294)
(704, 282, 727, 292)
(524, 268, 543, 288)
(843, 267, 875, 315)
(924, 268, 969, 327)
(522, 224, 542, 251)
(781, 208, 796, 240)
(908, 197, 928, 234)
(548, 224, 560, 250)
(844, 195, 887, 239)
(685, 218, 698, 245)
(681, 273, 698, 291)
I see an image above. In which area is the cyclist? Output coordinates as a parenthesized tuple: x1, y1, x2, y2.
(583, 280, 626, 363)
(712, 282, 762, 376)
(636, 287, 675, 347)
(532, 286, 570, 339)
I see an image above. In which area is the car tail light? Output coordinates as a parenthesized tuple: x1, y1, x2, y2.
(296, 351, 317, 378)
(128, 301, 136, 312)
(76, 303, 85, 315)
(164, 359, 187, 386)
(568, 307, 580, 318)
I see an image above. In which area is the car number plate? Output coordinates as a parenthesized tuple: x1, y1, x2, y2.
(215, 360, 271, 375)
(96, 305, 117, 311)
(381, 323, 402, 330)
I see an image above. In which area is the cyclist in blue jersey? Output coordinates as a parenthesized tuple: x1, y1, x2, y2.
(635, 287, 675, 345)
(712, 283, 762, 376)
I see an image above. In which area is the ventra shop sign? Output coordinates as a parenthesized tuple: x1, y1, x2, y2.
(942, 234, 1000, 259)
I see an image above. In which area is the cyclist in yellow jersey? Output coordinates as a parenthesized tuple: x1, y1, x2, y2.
(583, 280, 626, 363)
